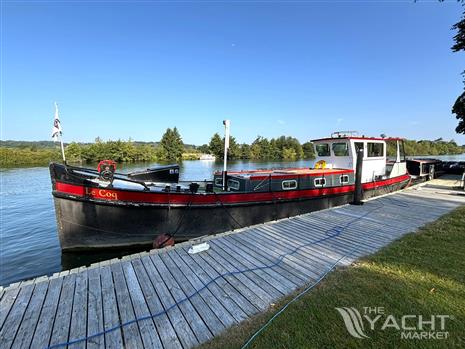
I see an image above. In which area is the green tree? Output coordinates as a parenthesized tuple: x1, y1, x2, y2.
(208, 133, 240, 159)
(452, 8, 465, 134)
(159, 127, 184, 162)
(302, 141, 315, 159)
(282, 147, 297, 160)
(65, 142, 83, 162)
(209, 133, 224, 158)
(198, 144, 210, 154)
(240, 143, 252, 159)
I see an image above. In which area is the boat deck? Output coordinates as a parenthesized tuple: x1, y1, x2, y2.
(1, 184, 464, 349)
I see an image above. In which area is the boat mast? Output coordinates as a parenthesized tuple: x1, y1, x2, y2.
(223, 119, 230, 191)
(53, 102, 66, 163)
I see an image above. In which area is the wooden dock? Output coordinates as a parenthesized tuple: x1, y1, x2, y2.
(1, 185, 464, 349)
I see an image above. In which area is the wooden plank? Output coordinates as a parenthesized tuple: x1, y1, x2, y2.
(100, 265, 123, 349)
(131, 258, 182, 349)
(211, 238, 291, 295)
(240, 228, 325, 280)
(229, 232, 307, 284)
(30, 277, 64, 349)
(253, 223, 367, 271)
(289, 216, 395, 252)
(277, 224, 382, 261)
(256, 222, 348, 264)
(110, 262, 144, 348)
(259, 221, 355, 260)
(68, 270, 88, 349)
(250, 222, 343, 263)
(86, 267, 104, 349)
(121, 260, 163, 348)
(50, 273, 77, 348)
(0, 287, 20, 331)
(194, 247, 271, 311)
(161, 251, 232, 331)
(286, 217, 389, 252)
(175, 248, 257, 319)
(243, 227, 324, 280)
(150, 253, 214, 343)
(0, 283, 34, 348)
(220, 234, 305, 286)
(11, 281, 49, 349)
(169, 249, 245, 324)
(140, 254, 199, 348)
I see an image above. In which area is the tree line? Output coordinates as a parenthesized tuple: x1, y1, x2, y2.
(386, 139, 465, 157)
(1, 130, 464, 167)
(202, 134, 314, 160)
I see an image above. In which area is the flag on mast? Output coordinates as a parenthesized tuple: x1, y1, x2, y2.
(52, 102, 62, 141)
(51, 102, 66, 162)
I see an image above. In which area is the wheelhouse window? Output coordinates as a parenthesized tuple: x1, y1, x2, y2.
(400, 142, 406, 161)
(332, 142, 349, 156)
(227, 179, 240, 191)
(314, 178, 326, 187)
(214, 177, 223, 186)
(282, 180, 297, 190)
(340, 175, 349, 184)
(367, 142, 384, 157)
(315, 143, 330, 157)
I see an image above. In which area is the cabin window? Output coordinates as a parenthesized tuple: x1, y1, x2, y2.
(227, 179, 240, 191)
(400, 142, 406, 161)
(340, 175, 349, 184)
(315, 143, 330, 156)
(282, 180, 297, 190)
(314, 178, 326, 187)
(367, 142, 384, 157)
(214, 177, 223, 186)
(332, 142, 349, 156)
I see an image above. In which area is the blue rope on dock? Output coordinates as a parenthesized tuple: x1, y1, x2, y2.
(46, 197, 408, 349)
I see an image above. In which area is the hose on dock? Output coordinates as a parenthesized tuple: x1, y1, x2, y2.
(46, 196, 409, 349)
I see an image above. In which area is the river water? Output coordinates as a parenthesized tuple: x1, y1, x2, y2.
(2, 155, 464, 286)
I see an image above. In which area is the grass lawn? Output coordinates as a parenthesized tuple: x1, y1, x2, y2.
(199, 206, 465, 349)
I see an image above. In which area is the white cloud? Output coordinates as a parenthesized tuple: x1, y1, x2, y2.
(277, 119, 286, 125)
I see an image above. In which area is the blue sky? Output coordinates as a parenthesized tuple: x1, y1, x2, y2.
(2, 1, 465, 145)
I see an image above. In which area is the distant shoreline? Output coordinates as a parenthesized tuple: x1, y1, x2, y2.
(1, 138, 464, 167)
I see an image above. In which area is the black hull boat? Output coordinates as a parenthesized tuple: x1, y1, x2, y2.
(50, 134, 412, 251)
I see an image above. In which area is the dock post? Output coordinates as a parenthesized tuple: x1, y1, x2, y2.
(351, 148, 364, 205)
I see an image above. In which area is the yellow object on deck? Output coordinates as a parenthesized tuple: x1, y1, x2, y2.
(315, 160, 327, 169)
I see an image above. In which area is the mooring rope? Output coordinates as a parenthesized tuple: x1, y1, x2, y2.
(47, 195, 409, 349)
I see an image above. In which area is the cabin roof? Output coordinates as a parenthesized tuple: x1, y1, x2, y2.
(311, 136, 404, 142)
(215, 168, 354, 180)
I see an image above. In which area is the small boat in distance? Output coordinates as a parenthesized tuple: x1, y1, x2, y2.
(199, 154, 216, 161)
(50, 130, 411, 251)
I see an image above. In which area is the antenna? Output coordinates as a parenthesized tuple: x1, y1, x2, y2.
(222, 120, 230, 191)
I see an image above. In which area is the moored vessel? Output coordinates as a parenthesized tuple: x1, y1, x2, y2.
(50, 131, 411, 251)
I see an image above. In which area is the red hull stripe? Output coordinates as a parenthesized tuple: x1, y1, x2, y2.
(54, 174, 410, 205)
